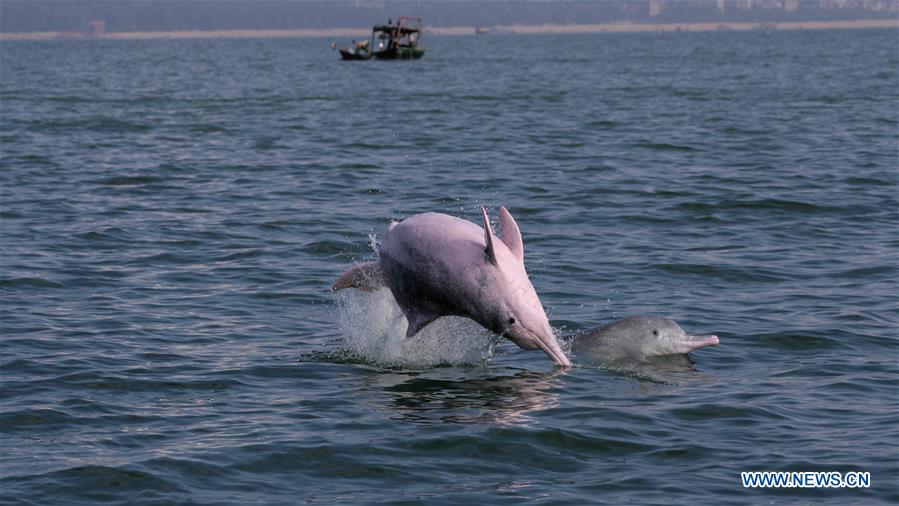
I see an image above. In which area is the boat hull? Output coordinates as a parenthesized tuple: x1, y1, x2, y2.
(339, 49, 370, 61)
(372, 47, 425, 60)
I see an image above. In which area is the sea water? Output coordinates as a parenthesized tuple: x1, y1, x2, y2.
(1, 29, 897, 504)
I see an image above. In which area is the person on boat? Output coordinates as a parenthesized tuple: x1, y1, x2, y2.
(347, 39, 368, 56)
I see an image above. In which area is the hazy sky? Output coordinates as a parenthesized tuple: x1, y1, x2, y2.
(1, 0, 897, 33)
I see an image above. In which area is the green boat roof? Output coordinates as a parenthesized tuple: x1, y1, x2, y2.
(372, 24, 421, 34)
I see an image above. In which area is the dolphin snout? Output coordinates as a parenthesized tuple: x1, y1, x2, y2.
(504, 327, 572, 367)
(676, 334, 719, 354)
(533, 331, 572, 368)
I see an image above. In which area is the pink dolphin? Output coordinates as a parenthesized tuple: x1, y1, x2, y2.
(333, 207, 571, 367)
(571, 316, 719, 364)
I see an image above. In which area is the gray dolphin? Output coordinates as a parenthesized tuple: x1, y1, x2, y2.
(333, 207, 571, 367)
(570, 316, 719, 365)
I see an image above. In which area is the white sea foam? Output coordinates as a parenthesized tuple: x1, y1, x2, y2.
(334, 288, 501, 368)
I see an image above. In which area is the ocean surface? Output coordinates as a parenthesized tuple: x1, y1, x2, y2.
(1, 28, 897, 505)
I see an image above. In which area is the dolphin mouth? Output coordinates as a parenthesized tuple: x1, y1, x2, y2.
(504, 327, 572, 368)
(676, 335, 719, 354)
(534, 334, 572, 368)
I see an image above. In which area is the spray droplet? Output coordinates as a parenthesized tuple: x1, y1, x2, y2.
(333, 288, 500, 368)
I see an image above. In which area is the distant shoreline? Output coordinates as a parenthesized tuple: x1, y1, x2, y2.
(1, 19, 895, 42)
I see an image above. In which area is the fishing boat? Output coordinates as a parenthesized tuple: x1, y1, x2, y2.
(337, 16, 425, 61)
(339, 40, 370, 60)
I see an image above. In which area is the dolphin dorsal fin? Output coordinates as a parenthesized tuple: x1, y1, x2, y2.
(498, 207, 524, 264)
(481, 206, 498, 265)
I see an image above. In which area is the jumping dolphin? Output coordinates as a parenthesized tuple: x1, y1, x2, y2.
(570, 316, 719, 365)
(333, 207, 571, 367)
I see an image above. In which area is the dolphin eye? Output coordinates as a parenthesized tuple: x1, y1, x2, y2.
(508, 317, 516, 325)
(652, 329, 659, 336)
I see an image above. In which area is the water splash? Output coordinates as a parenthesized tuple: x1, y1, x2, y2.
(367, 232, 380, 253)
(334, 288, 502, 368)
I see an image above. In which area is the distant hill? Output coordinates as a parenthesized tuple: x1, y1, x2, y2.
(2, 0, 897, 34)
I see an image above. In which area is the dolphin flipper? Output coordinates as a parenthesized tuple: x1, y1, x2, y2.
(332, 261, 384, 292)
(403, 306, 440, 337)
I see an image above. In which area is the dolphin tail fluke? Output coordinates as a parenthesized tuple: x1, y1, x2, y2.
(332, 261, 384, 292)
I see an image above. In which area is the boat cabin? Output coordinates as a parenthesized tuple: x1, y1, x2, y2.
(339, 16, 425, 60)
